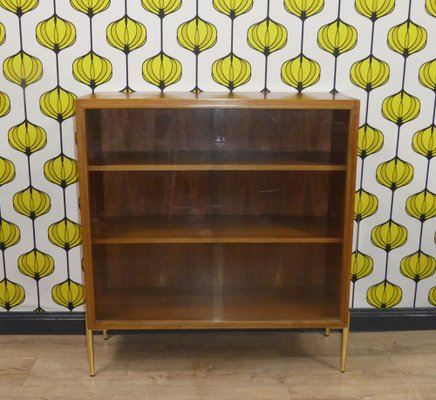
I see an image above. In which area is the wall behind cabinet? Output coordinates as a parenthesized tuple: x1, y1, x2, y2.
(0, 0, 435, 311)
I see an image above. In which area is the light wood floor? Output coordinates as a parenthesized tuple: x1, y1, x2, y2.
(1, 330, 435, 400)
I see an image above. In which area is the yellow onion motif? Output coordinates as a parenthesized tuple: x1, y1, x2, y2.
(382, 91, 420, 126)
(141, 0, 181, 17)
(44, 154, 79, 188)
(357, 124, 384, 158)
(0, 91, 11, 118)
(70, 0, 110, 16)
(0, 21, 5, 45)
(0, 218, 20, 250)
(367, 280, 402, 308)
(281, 54, 321, 92)
(73, 51, 112, 90)
(419, 58, 436, 91)
(317, 19, 358, 57)
(212, 53, 251, 92)
(142, 52, 182, 91)
(284, 0, 324, 19)
(40, 86, 76, 122)
(213, 0, 253, 18)
(36, 15, 76, 53)
(354, 189, 378, 222)
(350, 55, 390, 92)
(401, 251, 436, 282)
(429, 286, 436, 306)
(8, 120, 46, 155)
(248, 18, 287, 56)
(3, 51, 43, 88)
(376, 157, 413, 190)
(52, 279, 85, 311)
(177, 16, 217, 55)
(18, 249, 54, 281)
(406, 189, 436, 222)
(13, 186, 51, 220)
(388, 20, 427, 58)
(48, 218, 82, 251)
(0, 157, 15, 187)
(106, 16, 146, 54)
(371, 220, 407, 252)
(0, 0, 39, 15)
(355, 0, 395, 21)
(351, 251, 373, 283)
(412, 125, 435, 159)
(426, 0, 436, 16)
(0, 279, 25, 311)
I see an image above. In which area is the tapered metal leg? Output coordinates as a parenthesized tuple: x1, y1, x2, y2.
(340, 326, 349, 373)
(324, 328, 330, 337)
(103, 330, 108, 340)
(86, 328, 95, 376)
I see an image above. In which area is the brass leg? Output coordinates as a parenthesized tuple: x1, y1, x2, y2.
(86, 328, 95, 376)
(324, 328, 330, 337)
(340, 326, 349, 373)
(103, 330, 108, 340)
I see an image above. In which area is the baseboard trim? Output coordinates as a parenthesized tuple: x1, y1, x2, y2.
(1, 309, 435, 334)
(0, 312, 86, 334)
(350, 308, 436, 331)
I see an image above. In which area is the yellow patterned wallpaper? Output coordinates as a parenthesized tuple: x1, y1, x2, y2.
(0, 0, 435, 311)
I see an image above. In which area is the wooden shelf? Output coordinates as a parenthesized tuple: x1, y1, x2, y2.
(88, 151, 346, 171)
(91, 216, 342, 244)
(94, 287, 341, 329)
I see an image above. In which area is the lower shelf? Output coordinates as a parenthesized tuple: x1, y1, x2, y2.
(93, 287, 342, 329)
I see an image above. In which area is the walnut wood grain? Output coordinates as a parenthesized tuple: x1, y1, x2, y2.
(75, 92, 359, 336)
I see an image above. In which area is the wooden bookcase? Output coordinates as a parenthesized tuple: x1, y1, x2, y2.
(75, 92, 359, 376)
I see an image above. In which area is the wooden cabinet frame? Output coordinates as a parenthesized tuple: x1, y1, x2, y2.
(76, 92, 359, 375)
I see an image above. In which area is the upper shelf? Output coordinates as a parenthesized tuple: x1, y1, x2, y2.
(88, 151, 347, 171)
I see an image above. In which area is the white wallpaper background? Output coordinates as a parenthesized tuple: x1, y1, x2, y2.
(0, 0, 435, 312)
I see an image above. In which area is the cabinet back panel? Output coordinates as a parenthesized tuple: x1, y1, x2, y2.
(85, 109, 349, 162)
(92, 243, 341, 293)
(89, 171, 345, 218)
(93, 244, 213, 291)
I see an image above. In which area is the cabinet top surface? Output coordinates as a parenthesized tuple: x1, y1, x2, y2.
(76, 92, 359, 109)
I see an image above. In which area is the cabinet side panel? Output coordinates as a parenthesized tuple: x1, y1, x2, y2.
(76, 105, 97, 326)
(339, 103, 360, 325)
